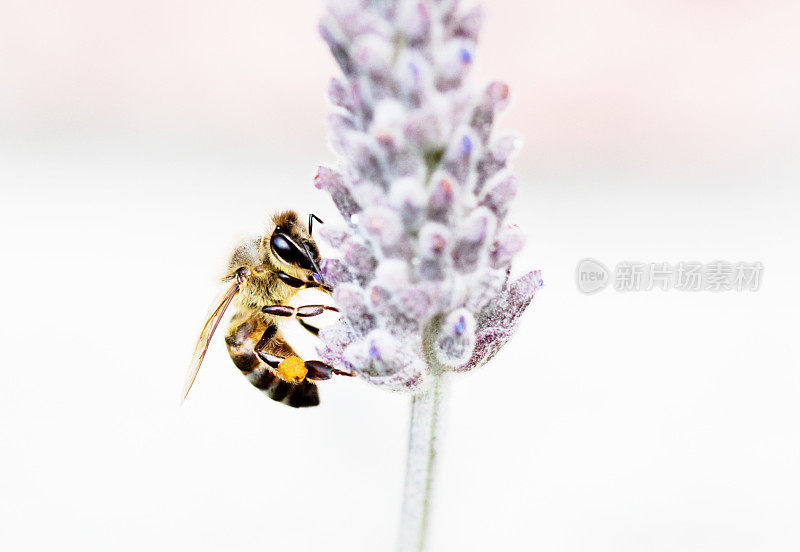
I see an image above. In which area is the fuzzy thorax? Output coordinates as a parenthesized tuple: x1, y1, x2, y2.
(222, 210, 319, 313)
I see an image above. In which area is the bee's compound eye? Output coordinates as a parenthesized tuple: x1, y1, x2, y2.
(270, 232, 311, 269)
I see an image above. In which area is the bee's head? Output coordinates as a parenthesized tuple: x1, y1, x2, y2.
(265, 210, 322, 277)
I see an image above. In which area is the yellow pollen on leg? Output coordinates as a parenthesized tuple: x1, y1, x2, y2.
(278, 356, 307, 383)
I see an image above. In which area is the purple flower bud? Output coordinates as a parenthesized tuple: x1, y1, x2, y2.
(344, 330, 425, 390)
(437, 0, 460, 23)
(320, 258, 356, 286)
(368, 284, 392, 308)
(427, 172, 456, 221)
(460, 207, 496, 243)
(452, 207, 496, 273)
(330, 2, 393, 40)
(316, 225, 353, 249)
(471, 81, 511, 143)
(327, 77, 352, 109)
(393, 50, 432, 107)
(418, 222, 452, 258)
(399, 2, 431, 46)
(314, 166, 361, 221)
(479, 172, 518, 217)
(453, 4, 485, 41)
(491, 133, 522, 164)
(319, 16, 355, 76)
(363, 207, 404, 249)
(417, 222, 452, 281)
(346, 134, 386, 187)
(327, 112, 357, 155)
(325, 0, 366, 29)
(370, 99, 407, 150)
(435, 308, 476, 368)
(398, 286, 434, 319)
(334, 283, 376, 336)
(436, 39, 476, 90)
(403, 110, 442, 148)
(486, 81, 511, 109)
(489, 226, 526, 268)
(316, 321, 359, 369)
(343, 239, 377, 283)
(442, 127, 480, 184)
(352, 33, 393, 74)
(390, 177, 427, 231)
(475, 135, 521, 194)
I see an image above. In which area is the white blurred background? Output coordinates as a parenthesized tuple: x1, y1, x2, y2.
(1, 1, 799, 550)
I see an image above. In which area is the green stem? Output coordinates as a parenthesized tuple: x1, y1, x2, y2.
(396, 370, 448, 552)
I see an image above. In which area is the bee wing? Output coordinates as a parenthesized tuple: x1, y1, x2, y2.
(181, 279, 241, 403)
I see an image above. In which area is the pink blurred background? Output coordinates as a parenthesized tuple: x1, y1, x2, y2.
(3, 1, 798, 171)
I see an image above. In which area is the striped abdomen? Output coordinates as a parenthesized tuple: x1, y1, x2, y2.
(224, 310, 319, 408)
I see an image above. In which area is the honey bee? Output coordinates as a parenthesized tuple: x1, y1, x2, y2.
(182, 210, 352, 408)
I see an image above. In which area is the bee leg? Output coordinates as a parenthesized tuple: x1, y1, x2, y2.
(298, 318, 321, 336)
(254, 312, 352, 383)
(262, 304, 339, 318)
(305, 360, 354, 381)
(251, 323, 350, 383)
(253, 324, 308, 383)
(276, 271, 333, 293)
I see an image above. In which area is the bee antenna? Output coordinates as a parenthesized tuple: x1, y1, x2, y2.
(308, 213, 324, 236)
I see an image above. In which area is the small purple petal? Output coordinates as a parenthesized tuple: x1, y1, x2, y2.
(471, 81, 511, 144)
(453, 4, 485, 41)
(399, 2, 431, 45)
(454, 316, 466, 335)
(491, 133, 523, 164)
(435, 309, 476, 368)
(368, 339, 381, 359)
(318, 16, 355, 76)
(334, 283, 376, 336)
(489, 226, 526, 269)
(352, 33, 393, 74)
(461, 134, 472, 154)
(344, 330, 426, 390)
(390, 177, 427, 231)
(436, 40, 476, 90)
(327, 77, 352, 109)
(363, 207, 404, 249)
(452, 208, 496, 273)
(316, 225, 353, 248)
(320, 258, 355, 286)
(427, 173, 456, 221)
(479, 172, 518, 217)
(314, 166, 362, 222)
(458, 270, 542, 372)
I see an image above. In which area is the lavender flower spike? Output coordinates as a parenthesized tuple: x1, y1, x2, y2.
(317, 0, 540, 387)
(317, 1, 541, 549)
